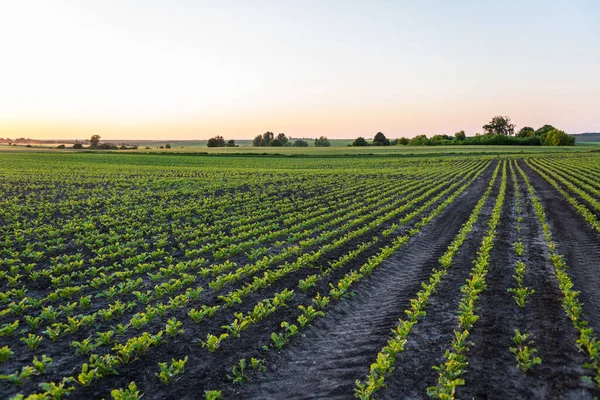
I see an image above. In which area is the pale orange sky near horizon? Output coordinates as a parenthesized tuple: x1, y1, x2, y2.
(1, 1, 599, 141)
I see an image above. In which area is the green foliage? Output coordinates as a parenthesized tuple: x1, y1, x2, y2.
(544, 129, 575, 146)
(483, 115, 515, 136)
(207, 136, 226, 147)
(372, 132, 390, 146)
(204, 390, 223, 400)
(314, 136, 331, 147)
(111, 382, 143, 400)
(21, 333, 43, 351)
(201, 333, 229, 352)
(155, 356, 188, 384)
(510, 330, 542, 371)
(0, 346, 13, 363)
(352, 137, 370, 146)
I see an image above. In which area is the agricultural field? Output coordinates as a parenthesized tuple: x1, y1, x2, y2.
(2, 151, 600, 399)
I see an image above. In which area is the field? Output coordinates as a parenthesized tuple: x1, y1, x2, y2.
(2, 151, 600, 399)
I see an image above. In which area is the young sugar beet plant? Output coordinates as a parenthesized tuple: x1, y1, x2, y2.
(517, 162, 600, 388)
(155, 356, 188, 384)
(427, 161, 507, 399)
(353, 162, 500, 399)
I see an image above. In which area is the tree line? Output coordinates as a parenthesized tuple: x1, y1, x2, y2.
(252, 132, 330, 147)
(350, 116, 575, 147)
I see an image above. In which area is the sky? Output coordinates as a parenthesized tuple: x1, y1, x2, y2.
(0, 0, 599, 140)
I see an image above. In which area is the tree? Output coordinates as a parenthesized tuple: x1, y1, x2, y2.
(517, 127, 535, 138)
(482, 116, 515, 136)
(207, 136, 226, 147)
(90, 135, 101, 148)
(352, 137, 369, 146)
(57, 144, 65, 149)
(372, 132, 390, 146)
(165, 143, 171, 149)
(398, 137, 409, 145)
(535, 124, 555, 137)
(73, 143, 83, 149)
(454, 130, 466, 141)
(431, 134, 453, 142)
(252, 135, 266, 147)
(226, 139, 237, 147)
(276, 133, 288, 146)
(293, 139, 309, 147)
(314, 136, 330, 147)
(409, 135, 430, 146)
(262, 131, 274, 146)
(269, 138, 283, 146)
(544, 129, 575, 146)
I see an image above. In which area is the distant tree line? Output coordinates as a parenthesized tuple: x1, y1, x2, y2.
(351, 116, 575, 147)
(59, 135, 138, 150)
(250, 132, 329, 147)
(207, 136, 237, 147)
(351, 132, 399, 146)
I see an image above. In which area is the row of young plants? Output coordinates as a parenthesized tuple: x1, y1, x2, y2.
(525, 159, 600, 233)
(426, 160, 507, 399)
(538, 156, 600, 194)
(516, 161, 600, 388)
(352, 161, 500, 399)
(533, 158, 600, 214)
(507, 160, 541, 372)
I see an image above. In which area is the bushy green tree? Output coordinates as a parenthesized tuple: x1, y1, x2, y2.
(314, 136, 330, 147)
(352, 137, 369, 146)
(207, 136, 226, 147)
(517, 127, 535, 138)
(90, 135, 101, 148)
(293, 139, 309, 147)
(544, 129, 575, 146)
(263, 131, 274, 145)
(372, 132, 390, 146)
(398, 137, 409, 145)
(483, 116, 515, 136)
(276, 133, 288, 146)
(454, 130, 466, 141)
(252, 135, 265, 146)
(409, 135, 430, 146)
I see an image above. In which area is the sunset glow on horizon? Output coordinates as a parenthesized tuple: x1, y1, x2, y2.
(1, 1, 599, 141)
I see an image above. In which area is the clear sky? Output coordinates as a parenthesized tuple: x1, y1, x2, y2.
(1, 0, 599, 140)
